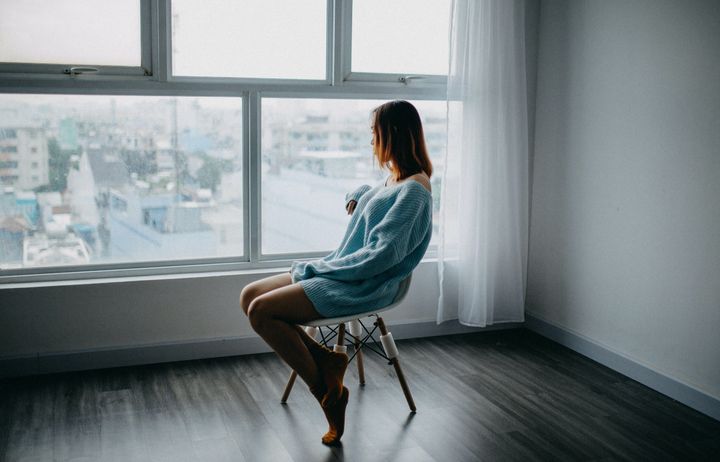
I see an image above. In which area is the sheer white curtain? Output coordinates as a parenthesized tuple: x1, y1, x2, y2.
(437, 0, 529, 326)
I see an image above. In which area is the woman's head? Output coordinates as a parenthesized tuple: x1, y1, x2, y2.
(371, 100, 433, 179)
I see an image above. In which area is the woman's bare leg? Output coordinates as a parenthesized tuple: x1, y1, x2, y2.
(241, 274, 347, 401)
(244, 279, 349, 445)
(239, 272, 294, 316)
(245, 280, 322, 389)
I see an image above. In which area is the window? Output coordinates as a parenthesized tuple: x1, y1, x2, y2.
(171, 0, 327, 80)
(261, 98, 445, 255)
(351, 0, 451, 76)
(0, 0, 143, 75)
(0, 94, 243, 268)
(0, 0, 448, 281)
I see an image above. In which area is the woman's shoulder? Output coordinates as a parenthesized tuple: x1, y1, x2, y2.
(396, 173, 432, 196)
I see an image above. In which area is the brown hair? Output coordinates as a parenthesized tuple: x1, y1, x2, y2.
(372, 100, 433, 179)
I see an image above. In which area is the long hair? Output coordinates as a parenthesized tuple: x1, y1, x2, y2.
(372, 100, 433, 179)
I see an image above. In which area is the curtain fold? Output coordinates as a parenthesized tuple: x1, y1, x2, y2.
(437, 0, 529, 326)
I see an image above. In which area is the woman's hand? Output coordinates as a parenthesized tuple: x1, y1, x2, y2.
(346, 200, 357, 215)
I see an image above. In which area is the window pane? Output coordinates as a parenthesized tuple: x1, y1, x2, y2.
(261, 98, 446, 255)
(172, 0, 327, 80)
(0, 0, 140, 66)
(0, 95, 243, 270)
(352, 0, 451, 75)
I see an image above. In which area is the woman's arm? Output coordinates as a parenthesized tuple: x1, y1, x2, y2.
(344, 184, 372, 210)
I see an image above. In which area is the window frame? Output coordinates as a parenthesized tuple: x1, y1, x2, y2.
(0, 0, 446, 284)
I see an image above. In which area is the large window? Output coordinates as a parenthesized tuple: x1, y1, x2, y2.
(0, 0, 449, 281)
(0, 95, 243, 268)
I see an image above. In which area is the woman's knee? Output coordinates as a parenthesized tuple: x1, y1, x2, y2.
(247, 297, 271, 331)
(239, 284, 260, 316)
(239, 273, 293, 316)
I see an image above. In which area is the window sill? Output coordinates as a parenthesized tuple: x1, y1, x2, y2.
(0, 254, 439, 290)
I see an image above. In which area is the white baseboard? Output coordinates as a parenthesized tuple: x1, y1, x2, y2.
(525, 313, 720, 422)
(0, 319, 519, 379)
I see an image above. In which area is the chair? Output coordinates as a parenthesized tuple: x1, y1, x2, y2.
(280, 275, 417, 412)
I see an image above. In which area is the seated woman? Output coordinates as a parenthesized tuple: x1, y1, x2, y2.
(240, 100, 433, 445)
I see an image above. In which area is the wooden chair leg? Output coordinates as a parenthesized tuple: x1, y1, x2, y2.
(334, 323, 346, 352)
(376, 316, 416, 412)
(355, 340, 366, 385)
(281, 370, 298, 403)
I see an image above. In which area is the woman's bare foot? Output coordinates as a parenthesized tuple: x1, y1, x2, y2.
(317, 349, 349, 406)
(321, 386, 349, 446)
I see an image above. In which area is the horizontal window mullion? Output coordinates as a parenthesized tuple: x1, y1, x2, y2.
(259, 250, 333, 262)
(0, 256, 251, 279)
(0, 79, 446, 100)
(0, 64, 149, 77)
(345, 72, 447, 85)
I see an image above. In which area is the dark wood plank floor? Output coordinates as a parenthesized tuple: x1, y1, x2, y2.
(1, 329, 719, 462)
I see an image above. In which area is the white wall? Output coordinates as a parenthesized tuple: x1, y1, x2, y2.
(528, 0, 720, 399)
(0, 261, 442, 357)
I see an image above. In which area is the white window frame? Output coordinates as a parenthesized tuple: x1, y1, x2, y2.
(0, 0, 446, 284)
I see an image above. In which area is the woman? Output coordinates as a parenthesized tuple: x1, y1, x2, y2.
(240, 100, 433, 445)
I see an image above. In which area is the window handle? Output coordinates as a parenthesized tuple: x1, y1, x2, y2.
(398, 75, 424, 85)
(64, 66, 99, 76)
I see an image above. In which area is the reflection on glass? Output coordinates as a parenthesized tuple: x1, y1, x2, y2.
(172, 0, 327, 79)
(352, 0, 451, 75)
(261, 98, 446, 255)
(0, 95, 243, 270)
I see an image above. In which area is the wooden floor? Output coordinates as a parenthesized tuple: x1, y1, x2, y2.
(1, 329, 719, 462)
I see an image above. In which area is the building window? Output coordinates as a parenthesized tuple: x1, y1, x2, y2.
(0, 129, 17, 139)
(0, 0, 449, 281)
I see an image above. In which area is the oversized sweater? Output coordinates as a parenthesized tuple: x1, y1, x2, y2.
(291, 179, 433, 318)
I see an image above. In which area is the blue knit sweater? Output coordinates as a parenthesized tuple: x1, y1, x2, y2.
(291, 180, 433, 318)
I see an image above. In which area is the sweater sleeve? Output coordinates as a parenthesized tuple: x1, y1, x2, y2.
(344, 184, 372, 204)
(293, 186, 430, 282)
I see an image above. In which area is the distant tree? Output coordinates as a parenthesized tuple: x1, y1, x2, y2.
(196, 157, 223, 192)
(46, 138, 73, 192)
(120, 149, 157, 179)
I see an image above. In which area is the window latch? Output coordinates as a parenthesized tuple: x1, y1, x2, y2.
(398, 75, 424, 85)
(64, 66, 99, 76)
